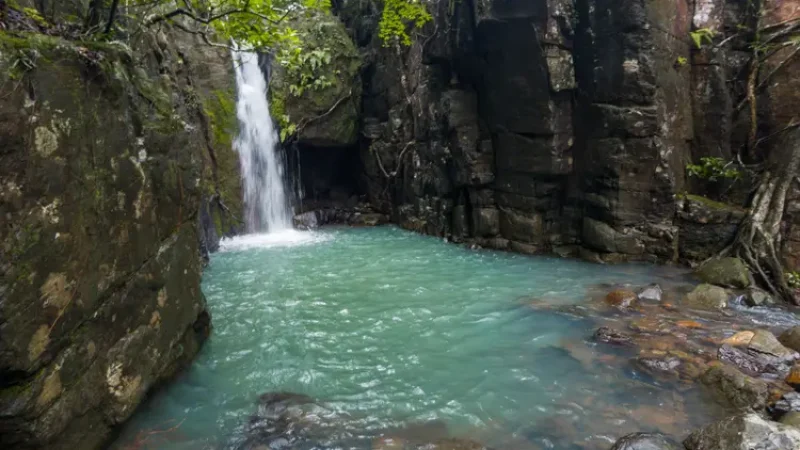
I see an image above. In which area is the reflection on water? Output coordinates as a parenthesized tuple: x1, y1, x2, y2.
(112, 226, 724, 450)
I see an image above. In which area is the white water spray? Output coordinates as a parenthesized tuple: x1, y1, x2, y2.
(232, 50, 292, 232)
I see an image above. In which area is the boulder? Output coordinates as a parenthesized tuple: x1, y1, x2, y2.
(593, 327, 633, 346)
(700, 364, 769, 411)
(605, 289, 639, 308)
(683, 284, 729, 310)
(610, 432, 682, 450)
(684, 413, 800, 450)
(694, 257, 751, 288)
(749, 330, 798, 359)
(717, 335, 799, 379)
(779, 326, 800, 353)
(744, 288, 774, 307)
(637, 284, 663, 302)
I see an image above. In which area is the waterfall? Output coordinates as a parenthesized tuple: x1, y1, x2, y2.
(232, 50, 292, 233)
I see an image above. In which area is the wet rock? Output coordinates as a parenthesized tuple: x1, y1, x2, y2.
(610, 432, 682, 450)
(718, 339, 799, 379)
(694, 257, 751, 288)
(780, 411, 800, 428)
(771, 392, 800, 418)
(744, 288, 774, 307)
(675, 320, 703, 329)
(637, 284, 663, 302)
(606, 289, 639, 308)
(749, 330, 798, 359)
(779, 326, 800, 352)
(294, 211, 320, 229)
(233, 392, 337, 450)
(684, 413, 800, 450)
(786, 364, 800, 389)
(594, 327, 633, 346)
(683, 284, 728, 311)
(350, 212, 389, 227)
(722, 331, 755, 347)
(633, 356, 681, 375)
(700, 364, 769, 411)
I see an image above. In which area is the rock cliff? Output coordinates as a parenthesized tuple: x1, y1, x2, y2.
(281, 0, 800, 269)
(0, 23, 241, 450)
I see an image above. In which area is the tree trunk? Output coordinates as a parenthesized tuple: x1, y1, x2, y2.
(725, 127, 800, 303)
(85, 0, 103, 32)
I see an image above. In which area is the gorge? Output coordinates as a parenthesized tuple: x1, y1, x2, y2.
(2, 0, 800, 449)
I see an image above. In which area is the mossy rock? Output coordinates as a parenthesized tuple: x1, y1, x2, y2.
(694, 257, 751, 288)
(269, 12, 362, 147)
(683, 284, 729, 310)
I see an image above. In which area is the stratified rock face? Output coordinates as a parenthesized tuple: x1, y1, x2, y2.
(0, 32, 230, 449)
(335, 0, 800, 267)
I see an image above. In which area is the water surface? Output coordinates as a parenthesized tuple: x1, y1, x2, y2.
(114, 226, 720, 449)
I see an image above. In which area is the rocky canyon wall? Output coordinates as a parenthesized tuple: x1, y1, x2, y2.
(321, 0, 800, 268)
(0, 14, 241, 449)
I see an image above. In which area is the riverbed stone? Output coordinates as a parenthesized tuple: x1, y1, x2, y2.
(700, 364, 769, 411)
(786, 364, 800, 388)
(749, 330, 797, 359)
(684, 413, 800, 450)
(610, 432, 682, 450)
(594, 327, 634, 346)
(605, 289, 639, 308)
(694, 257, 751, 288)
(722, 331, 755, 347)
(770, 391, 800, 419)
(637, 284, 663, 302)
(744, 288, 774, 307)
(683, 284, 728, 310)
(779, 326, 800, 352)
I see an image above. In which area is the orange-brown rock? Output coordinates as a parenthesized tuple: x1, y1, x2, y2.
(722, 331, 755, 347)
(605, 289, 638, 308)
(676, 320, 703, 329)
(787, 364, 800, 388)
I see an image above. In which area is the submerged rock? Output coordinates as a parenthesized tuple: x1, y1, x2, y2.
(606, 289, 639, 308)
(594, 327, 634, 346)
(684, 413, 800, 450)
(610, 432, 682, 450)
(700, 364, 769, 411)
(694, 257, 751, 288)
(637, 284, 663, 302)
(633, 356, 681, 375)
(683, 284, 728, 310)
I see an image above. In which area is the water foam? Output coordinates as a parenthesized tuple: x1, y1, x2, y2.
(218, 229, 330, 252)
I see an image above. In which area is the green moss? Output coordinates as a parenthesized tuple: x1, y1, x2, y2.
(203, 89, 236, 147)
(680, 193, 742, 211)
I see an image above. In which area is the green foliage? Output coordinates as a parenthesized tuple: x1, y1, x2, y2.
(686, 157, 741, 182)
(690, 28, 716, 49)
(22, 7, 49, 27)
(788, 271, 800, 289)
(378, 0, 432, 46)
(675, 56, 688, 67)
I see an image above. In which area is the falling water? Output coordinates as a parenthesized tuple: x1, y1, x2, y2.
(232, 50, 292, 232)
